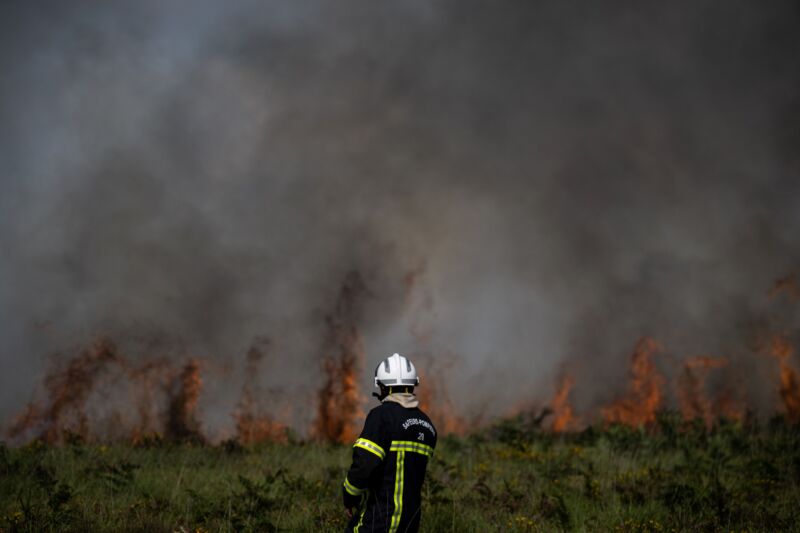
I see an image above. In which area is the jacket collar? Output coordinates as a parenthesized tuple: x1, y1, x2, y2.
(382, 392, 419, 408)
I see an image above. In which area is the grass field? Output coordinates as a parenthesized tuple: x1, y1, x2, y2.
(2, 415, 799, 532)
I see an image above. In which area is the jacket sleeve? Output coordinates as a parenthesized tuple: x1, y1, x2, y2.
(342, 408, 386, 508)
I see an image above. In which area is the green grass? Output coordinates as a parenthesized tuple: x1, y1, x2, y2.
(2, 414, 800, 532)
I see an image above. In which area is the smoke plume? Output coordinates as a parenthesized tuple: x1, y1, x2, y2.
(2, 0, 800, 439)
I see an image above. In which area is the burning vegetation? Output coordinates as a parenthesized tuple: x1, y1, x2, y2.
(550, 375, 577, 432)
(415, 360, 468, 436)
(312, 271, 369, 444)
(6, 273, 800, 445)
(676, 356, 729, 428)
(165, 358, 203, 442)
(6, 337, 287, 446)
(232, 338, 287, 444)
(601, 337, 665, 427)
(7, 338, 208, 445)
(768, 334, 800, 423)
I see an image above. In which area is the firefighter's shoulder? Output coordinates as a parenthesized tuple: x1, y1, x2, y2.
(365, 401, 393, 419)
(360, 402, 392, 435)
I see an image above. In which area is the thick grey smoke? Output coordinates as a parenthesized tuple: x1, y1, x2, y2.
(2, 0, 799, 431)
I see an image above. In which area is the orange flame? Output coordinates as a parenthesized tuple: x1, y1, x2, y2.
(716, 388, 746, 423)
(234, 402, 288, 444)
(165, 359, 203, 441)
(8, 338, 119, 443)
(550, 375, 577, 432)
(415, 366, 467, 435)
(6, 338, 213, 445)
(676, 356, 728, 428)
(313, 271, 368, 443)
(602, 337, 665, 427)
(232, 339, 288, 444)
(128, 358, 173, 444)
(768, 335, 800, 423)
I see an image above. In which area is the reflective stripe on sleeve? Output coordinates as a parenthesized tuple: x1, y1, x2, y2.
(343, 476, 367, 496)
(354, 438, 386, 460)
(389, 440, 434, 457)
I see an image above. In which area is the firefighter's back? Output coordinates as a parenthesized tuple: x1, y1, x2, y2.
(369, 401, 437, 533)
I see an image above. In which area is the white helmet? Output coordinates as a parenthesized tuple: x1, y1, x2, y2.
(374, 353, 419, 388)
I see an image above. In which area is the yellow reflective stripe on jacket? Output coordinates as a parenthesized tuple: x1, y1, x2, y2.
(354, 438, 386, 460)
(389, 440, 434, 457)
(354, 498, 367, 533)
(388, 450, 405, 533)
(343, 476, 366, 496)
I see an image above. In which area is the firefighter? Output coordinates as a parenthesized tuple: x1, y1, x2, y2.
(342, 353, 437, 533)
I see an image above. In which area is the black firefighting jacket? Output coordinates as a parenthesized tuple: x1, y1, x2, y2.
(343, 399, 437, 533)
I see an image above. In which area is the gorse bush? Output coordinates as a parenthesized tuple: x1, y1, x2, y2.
(1, 416, 799, 532)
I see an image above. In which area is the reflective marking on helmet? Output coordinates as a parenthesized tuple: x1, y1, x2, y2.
(384, 358, 391, 373)
(406, 358, 412, 373)
(343, 476, 366, 496)
(389, 450, 405, 533)
(378, 378, 417, 385)
(390, 440, 434, 457)
(354, 438, 385, 460)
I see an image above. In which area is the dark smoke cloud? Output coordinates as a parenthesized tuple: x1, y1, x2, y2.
(2, 0, 799, 429)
